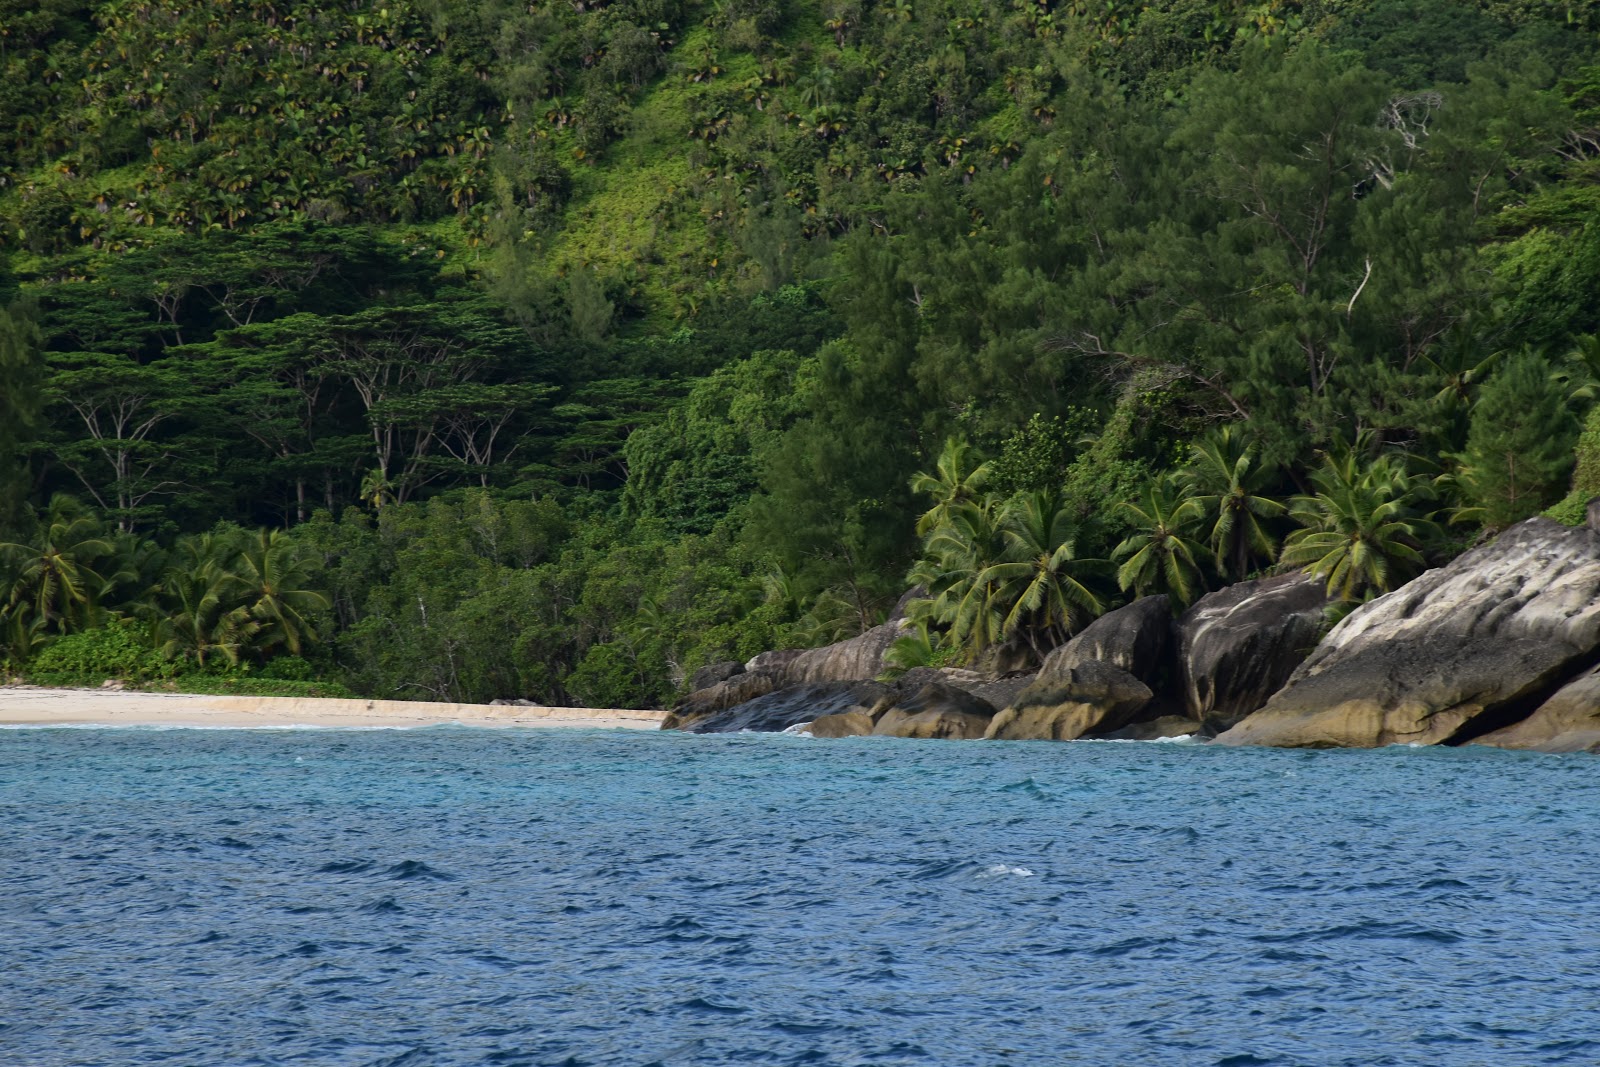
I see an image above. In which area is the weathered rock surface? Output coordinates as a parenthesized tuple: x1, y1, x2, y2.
(984, 661, 1153, 741)
(970, 636, 1039, 678)
(678, 681, 890, 734)
(742, 599, 915, 687)
(1096, 715, 1204, 741)
(871, 680, 997, 739)
(1046, 595, 1171, 686)
(806, 711, 877, 738)
(1474, 666, 1600, 753)
(1217, 518, 1600, 748)
(1178, 573, 1327, 732)
(661, 669, 784, 731)
(689, 660, 745, 692)
(891, 667, 1036, 714)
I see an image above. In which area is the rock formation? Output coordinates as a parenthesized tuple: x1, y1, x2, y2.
(1177, 574, 1327, 732)
(1474, 666, 1600, 753)
(1217, 517, 1600, 748)
(1045, 595, 1170, 686)
(984, 660, 1153, 741)
(871, 680, 997, 739)
(661, 670, 785, 731)
(689, 660, 744, 692)
(676, 680, 890, 734)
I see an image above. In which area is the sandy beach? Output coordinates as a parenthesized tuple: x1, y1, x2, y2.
(0, 686, 667, 730)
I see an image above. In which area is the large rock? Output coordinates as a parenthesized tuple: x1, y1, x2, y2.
(1097, 715, 1204, 741)
(872, 680, 997, 740)
(1177, 573, 1327, 732)
(742, 594, 918, 686)
(689, 660, 744, 692)
(1474, 666, 1600, 754)
(662, 669, 784, 731)
(892, 666, 1036, 714)
(1046, 596, 1170, 686)
(678, 681, 890, 734)
(1217, 518, 1600, 748)
(806, 711, 877, 738)
(984, 661, 1153, 741)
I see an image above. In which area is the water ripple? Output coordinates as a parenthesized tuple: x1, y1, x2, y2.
(2, 728, 1599, 1065)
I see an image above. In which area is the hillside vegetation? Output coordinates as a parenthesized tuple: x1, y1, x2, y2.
(2, 0, 1599, 704)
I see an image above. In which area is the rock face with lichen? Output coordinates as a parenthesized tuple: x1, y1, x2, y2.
(1217, 518, 1600, 748)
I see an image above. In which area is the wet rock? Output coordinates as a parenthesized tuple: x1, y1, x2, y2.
(662, 670, 785, 731)
(871, 680, 997, 739)
(680, 681, 890, 734)
(690, 660, 745, 692)
(1046, 596, 1171, 686)
(985, 661, 1153, 741)
(1095, 715, 1204, 741)
(1474, 666, 1600, 753)
(1218, 518, 1600, 748)
(1177, 573, 1327, 732)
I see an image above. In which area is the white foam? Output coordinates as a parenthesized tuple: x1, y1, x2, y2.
(980, 864, 1035, 878)
(780, 722, 815, 737)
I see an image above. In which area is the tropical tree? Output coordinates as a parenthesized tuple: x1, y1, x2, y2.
(910, 436, 993, 535)
(906, 496, 1009, 660)
(0, 497, 115, 634)
(1112, 477, 1208, 606)
(1452, 351, 1579, 529)
(1281, 441, 1437, 601)
(233, 529, 331, 657)
(1181, 425, 1286, 580)
(975, 490, 1105, 658)
(157, 547, 257, 668)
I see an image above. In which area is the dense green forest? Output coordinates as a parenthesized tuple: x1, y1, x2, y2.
(2, 0, 1599, 705)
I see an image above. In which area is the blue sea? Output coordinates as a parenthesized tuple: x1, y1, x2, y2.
(2, 727, 1598, 1067)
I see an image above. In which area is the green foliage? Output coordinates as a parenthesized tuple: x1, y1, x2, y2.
(1180, 425, 1287, 581)
(1454, 351, 1579, 529)
(1544, 404, 1600, 525)
(26, 618, 166, 685)
(1282, 437, 1439, 601)
(1, 0, 1597, 705)
(1113, 477, 1208, 607)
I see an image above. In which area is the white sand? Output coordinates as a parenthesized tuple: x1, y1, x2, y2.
(0, 686, 667, 730)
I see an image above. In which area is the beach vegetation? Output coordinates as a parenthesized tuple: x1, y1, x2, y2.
(1, 0, 1599, 701)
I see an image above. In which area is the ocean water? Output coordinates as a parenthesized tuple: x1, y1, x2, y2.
(2, 728, 1598, 1067)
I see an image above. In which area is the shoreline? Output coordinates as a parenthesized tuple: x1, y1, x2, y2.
(0, 686, 666, 731)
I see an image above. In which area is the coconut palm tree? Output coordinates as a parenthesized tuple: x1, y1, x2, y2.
(910, 436, 993, 535)
(0, 497, 115, 634)
(233, 529, 330, 657)
(907, 496, 1008, 660)
(1112, 477, 1208, 606)
(976, 490, 1104, 657)
(156, 533, 255, 667)
(1281, 443, 1438, 602)
(1181, 425, 1286, 580)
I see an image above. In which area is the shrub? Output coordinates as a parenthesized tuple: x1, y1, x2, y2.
(26, 620, 168, 686)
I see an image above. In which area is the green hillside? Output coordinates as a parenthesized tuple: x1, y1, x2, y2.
(2, 0, 1598, 705)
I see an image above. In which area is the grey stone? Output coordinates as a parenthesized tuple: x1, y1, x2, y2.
(1218, 518, 1600, 748)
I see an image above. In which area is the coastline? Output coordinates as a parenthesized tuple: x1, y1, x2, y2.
(0, 686, 667, 730)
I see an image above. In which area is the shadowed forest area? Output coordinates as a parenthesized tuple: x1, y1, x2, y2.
(2, 0, 1598, 705)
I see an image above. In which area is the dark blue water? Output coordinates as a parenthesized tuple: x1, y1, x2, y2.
(3, 728, 1598, 1066)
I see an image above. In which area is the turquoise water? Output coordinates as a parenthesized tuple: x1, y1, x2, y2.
(2, 727, 1598, 1066)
